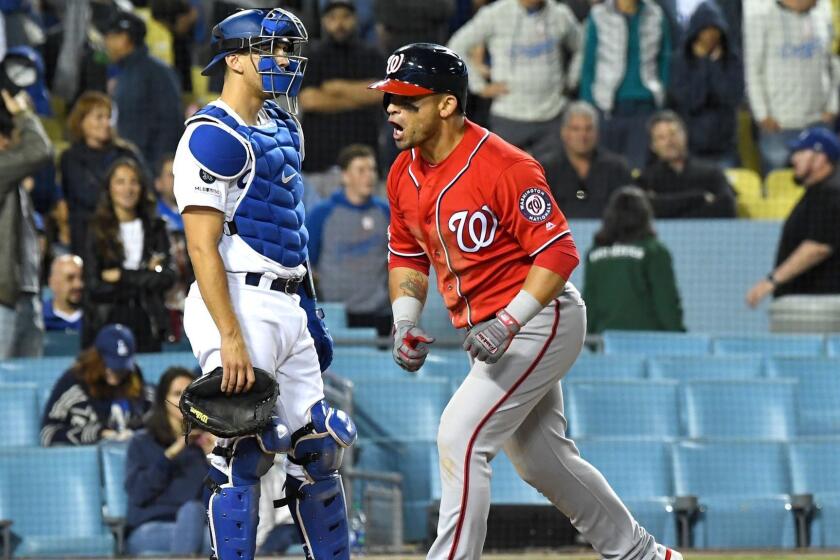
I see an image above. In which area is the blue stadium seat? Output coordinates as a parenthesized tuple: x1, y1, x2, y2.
(683, 380, 797, 440)
(577, 439, 677, 546)
(0, 356, 73, 391)
(42, 331, 81, 357)
(134, 352, 198, 385)
(490, 451, 546, 505)
(768, 358, 840, 436)
(713, 334, 825, 357)
(0, 447, 114, 557)
(327, 347, 467, 382)
(566, 353, 647, 380)
(827, 335, 840, 358)
(602, 331, 711, 356)
(564, 380, 680, 439)
(352, 378, 451, 440)
(648, 355, 765, 381)
(100, 442, 129, 520)
(391, 440, 439, 542)
(672, 441, 795, 548)
(789, 438, 840, 547)
(320, 302, 347, 329)
(0, 384, 40, 447)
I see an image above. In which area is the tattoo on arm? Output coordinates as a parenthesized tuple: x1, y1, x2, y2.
(399, 271, 428, 300)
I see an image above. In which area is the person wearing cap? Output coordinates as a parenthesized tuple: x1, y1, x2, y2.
(747, 127, 840, 332)
(298, 0, 385, 194)
(174, 9, 354, 560)
(103, 10, 184, 173)
(41, 324, 151, 446)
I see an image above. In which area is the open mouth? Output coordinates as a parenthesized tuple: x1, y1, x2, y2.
(391, 122, 405, 141)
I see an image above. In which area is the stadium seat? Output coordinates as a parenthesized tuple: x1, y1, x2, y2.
(724, 168, 762, 218)
(827, 335, 840, 357)
(577, 439, 677, 546)
(100, 442, 129, 520)
(320, 302, 348, 329)
(602, 331, 711, 356)
(648, 354, 765, 381)
(134, 352, 198, 385)
(564, 380, 680, 439)
(0, 384, 40, 447)
(566, 353, 647, 380)
(41, 331, 81, 357)
(328, 347, 468, 382)
(712, 334, 825, 357)
(0, 356, 73, 390)
(789, 438, 840, 547)
(672, 441, 795, 548)
(763, 169, 804, 218)
(0, 447, 114, 557)
(490, 451, 546, 505)
(768, 358, 840, 436)
(683, 380, 797, 440)
(352, 378, 451, 440)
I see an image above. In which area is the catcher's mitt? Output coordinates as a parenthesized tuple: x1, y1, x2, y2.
(179, 367, 279, 439)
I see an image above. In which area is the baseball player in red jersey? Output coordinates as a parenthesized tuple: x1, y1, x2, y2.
(370, 43, 684, 560)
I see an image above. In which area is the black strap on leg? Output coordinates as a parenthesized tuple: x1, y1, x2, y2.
(273, 481, 301, 509)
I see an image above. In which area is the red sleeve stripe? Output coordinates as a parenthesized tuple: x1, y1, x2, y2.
(387, 245, 426, 257)
(528, 230, 571, 257)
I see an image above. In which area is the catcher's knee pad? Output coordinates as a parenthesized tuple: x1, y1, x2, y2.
(208, 482, 260, 560)
(284, 400, 357, 560)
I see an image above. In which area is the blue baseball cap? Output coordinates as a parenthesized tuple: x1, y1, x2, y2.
(787, 127, 840, 163)
(94, 324, 136, 373)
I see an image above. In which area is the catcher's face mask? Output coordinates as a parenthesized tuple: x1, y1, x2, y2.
(251, 9, 308, 113)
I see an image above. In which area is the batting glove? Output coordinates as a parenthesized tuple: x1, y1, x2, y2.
(392, 320, 435, 372)
(463, 310, 521, 364)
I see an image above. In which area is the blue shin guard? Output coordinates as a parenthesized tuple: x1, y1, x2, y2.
(284, 400, 357, 560)
(207, 422, 289, 560)
(208, 481, 260, 560)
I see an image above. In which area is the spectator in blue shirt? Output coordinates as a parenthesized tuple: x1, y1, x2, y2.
(125, 367, 213, 557)
(306, 144, 392, 336)
(154, 153, 182, 233)
(43, 254, 84, 331)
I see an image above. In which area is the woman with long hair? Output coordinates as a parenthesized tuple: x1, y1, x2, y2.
(83, 157, 176, 351)
(61, 90, 145, 255)
(583, 186, 685, 333)
(41, 324, 150, 446)
(124, 367, 213, 557)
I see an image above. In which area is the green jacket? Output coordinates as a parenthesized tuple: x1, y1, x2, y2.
(0, 112, 54, 308)
(583, 236, 685, 334)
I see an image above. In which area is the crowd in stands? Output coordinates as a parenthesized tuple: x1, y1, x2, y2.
(0, 0, 837, 555)
(0, 0, 837, 362)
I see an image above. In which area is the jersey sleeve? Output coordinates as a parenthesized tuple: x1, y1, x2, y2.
(386, 170, 430, 274)
(489, 159, 573, 256)
(172, 123, 237, 215)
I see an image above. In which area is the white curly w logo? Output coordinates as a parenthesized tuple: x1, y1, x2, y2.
(386, 54, 405, 75)
(448, 206, 498, 253)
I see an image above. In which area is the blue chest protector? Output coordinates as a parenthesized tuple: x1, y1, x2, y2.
(187, 101, 308, 268)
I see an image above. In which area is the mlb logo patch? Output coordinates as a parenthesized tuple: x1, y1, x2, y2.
(518, 188, 552, 223)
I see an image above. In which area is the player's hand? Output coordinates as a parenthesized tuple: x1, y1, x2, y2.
(392, 320, 435, 372)
(479, 83, 509, 99)
(463, 310, 521, 364)
(759, 117, 781, 133)
(822, 112, 837, 124)
(746, 279, 774, 308)
(220, 332, 254, 394)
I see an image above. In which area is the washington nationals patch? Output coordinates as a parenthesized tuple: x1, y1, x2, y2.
(518, 188, 552, 223)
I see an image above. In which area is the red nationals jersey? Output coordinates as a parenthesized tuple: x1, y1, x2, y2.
(387, 120, 573, 329)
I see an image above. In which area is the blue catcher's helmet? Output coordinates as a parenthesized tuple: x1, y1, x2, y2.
(202, 8, 308, 113)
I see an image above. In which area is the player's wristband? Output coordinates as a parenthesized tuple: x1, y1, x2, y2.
(503, 290, 543, 327)
(392, 296, 423, 326)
